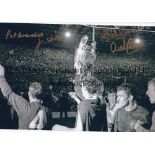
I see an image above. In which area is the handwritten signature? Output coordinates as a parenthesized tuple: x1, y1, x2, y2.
(101, 29, 140, 41)
(35, 35, 64, 50)
(110, 38, 139, 54)
(5, 29, 64, 50)
(5, 30, 44, 39)
(5, 29, 141, 54)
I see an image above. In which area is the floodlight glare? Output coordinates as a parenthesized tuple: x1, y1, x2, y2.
(135, 38, 141, 44)
(65, 31, 71, 38)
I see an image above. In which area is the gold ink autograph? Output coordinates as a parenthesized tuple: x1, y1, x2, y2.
(101, 29, 140, 41)
(110, 38, 139, 54)
(5, 30, 64, 50)
(5, 29, 141, 54)
(5, 30, 44, 39)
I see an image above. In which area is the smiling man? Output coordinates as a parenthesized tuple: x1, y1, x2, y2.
(114, 85, 149, 132)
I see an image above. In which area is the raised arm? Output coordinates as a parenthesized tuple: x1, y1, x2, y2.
(0, 64, 36, 116)
(68, 92, 81, 104)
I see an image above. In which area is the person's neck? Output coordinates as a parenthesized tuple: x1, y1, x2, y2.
(125, 100, 137, 112)
(29, 98, 40, 103)
(109, 102, 115, 110)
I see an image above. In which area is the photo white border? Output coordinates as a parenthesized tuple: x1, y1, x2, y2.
(0, 0, 155, 155)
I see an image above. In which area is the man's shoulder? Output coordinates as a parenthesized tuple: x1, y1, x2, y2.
(29, 101, 43, 109)
(136, 105, 149, 114)
(114, 107, 125, 117)
(152, 110, 155, 117)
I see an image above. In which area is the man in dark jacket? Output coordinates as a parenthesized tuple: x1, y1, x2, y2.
(52, 76, 105, 131)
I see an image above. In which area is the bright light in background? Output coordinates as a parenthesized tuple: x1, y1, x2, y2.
(65, 31, 71, 38)
(134, 38, 141, 44)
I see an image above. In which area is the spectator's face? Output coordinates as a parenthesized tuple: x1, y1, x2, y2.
(116, 90, 129, 107)
(107, 92, 116, 105)
(146, 83, 155, 104)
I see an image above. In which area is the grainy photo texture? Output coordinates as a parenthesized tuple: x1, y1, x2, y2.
(0, 23, 155, 131)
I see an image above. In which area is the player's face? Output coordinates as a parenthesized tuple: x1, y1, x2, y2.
(116, 90, 129, 107)
(107, 92, 116, 105)
(146, 83, 155, 104)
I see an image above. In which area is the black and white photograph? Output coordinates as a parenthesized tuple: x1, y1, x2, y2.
(0, 0, 155, 154)
(0, 23, 155, 132)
